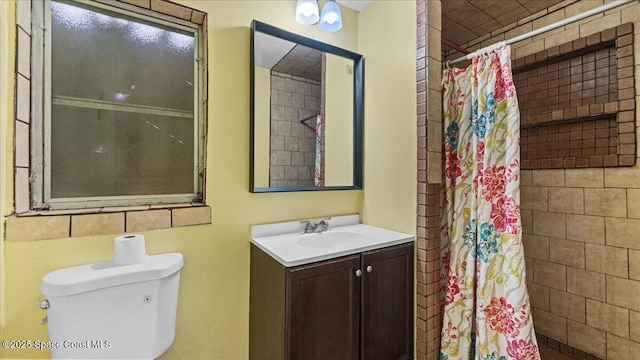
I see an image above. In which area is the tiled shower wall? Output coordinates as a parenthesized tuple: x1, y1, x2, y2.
(269, 72, 320, 187)
(441, 1, 640, 358)
(416, 1, 442, 359)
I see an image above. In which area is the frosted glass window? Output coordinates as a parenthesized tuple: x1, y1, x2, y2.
(32, 0, 204, 209)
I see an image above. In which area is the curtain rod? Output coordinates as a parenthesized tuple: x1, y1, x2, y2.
(300, 113, 320, 124)
(444, 0, 637, 68)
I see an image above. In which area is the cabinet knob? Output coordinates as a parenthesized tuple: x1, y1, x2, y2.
(355, 269, 362, 277)
(366, 265, 373, 273)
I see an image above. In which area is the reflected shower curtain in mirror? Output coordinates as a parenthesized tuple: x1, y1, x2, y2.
(314, 115, 323, 187)
(440, 45, 540, 360)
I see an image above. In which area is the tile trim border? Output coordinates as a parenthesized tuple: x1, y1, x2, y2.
(4, 205, 212, 241)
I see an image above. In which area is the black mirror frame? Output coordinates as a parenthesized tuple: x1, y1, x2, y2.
(250, 20, 364, 193)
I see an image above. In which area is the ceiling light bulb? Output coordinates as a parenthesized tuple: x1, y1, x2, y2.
(300, 3, 314, 16)
(320, 0, 342, 32)
(296, 0, 319, 25)
(325, 13, 337, 24)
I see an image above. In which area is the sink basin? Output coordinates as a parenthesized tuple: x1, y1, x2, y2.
(296, 231, 368, 249)
(250, 215, 414, 267)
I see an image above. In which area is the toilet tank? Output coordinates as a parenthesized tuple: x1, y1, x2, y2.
(41, 253, 183, 360)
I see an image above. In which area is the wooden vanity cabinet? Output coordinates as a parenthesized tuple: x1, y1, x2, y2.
(249, 242, 414, 360)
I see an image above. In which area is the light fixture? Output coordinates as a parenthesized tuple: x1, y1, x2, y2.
(320, 0, 342, 32)
(296, 0, 320, 25)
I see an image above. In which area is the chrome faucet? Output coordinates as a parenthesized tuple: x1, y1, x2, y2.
(316, 217, 331, 232)
(300, 217, 332, 233)
(300, 220, 316, 233)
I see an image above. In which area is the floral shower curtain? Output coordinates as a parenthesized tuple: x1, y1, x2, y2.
(439, 45, 540, 360)
(314, 115, 323, 186)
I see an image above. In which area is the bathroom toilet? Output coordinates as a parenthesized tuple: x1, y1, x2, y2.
(40, 252, 183, 359)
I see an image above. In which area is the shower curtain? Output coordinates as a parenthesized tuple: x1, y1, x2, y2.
(314, 115, 323, 187)
(439, 45, 540, 360)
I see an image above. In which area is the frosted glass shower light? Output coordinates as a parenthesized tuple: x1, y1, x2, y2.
(296, 0, 320, 25)
(320, 0, 342, 32)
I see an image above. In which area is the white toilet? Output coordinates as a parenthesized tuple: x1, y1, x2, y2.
(40, 252, 183, 359)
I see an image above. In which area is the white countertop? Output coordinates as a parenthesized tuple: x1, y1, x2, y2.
(250, 215, 415, 267)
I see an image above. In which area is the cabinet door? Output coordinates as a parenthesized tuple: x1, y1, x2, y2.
(361, 242, 414, 360)
(286, 254, 361, 360)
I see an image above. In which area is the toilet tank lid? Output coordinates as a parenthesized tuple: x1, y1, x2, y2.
(41, 253, 183, 297)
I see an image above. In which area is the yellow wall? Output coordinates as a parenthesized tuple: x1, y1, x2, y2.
(358, 0, 417, 233)
(324, 54, 355, 186)
(0, 1, 417, 359)
(0, 0, 14, 327)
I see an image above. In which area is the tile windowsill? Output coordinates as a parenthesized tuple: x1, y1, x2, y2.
(4, 205, 212, 242)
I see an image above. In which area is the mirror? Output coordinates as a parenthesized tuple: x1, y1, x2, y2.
(250, 20, 363, 192)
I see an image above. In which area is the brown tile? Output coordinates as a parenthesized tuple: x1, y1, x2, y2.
(604, 102, 618, 114)
(606, 217, 640, 250)
(522, 209, 533, 234)
(150, 0, 192, 20)
(530, 283, 550, 311)
(604, 168, 640, 188)
(521, 186, 549, 211)
(171, 206, 211, 227)
(532, 170, 565, 186)
(567, 267, 606, 301)
(631, 311, 640, 342)
(550, 238, 585, 268)
(617, 33, 633, 47)
(586, 299, 629, 338)
(559, 41, 573, 55)
(191, 11, 206, 25)
(118, 0, 150, 8)
(541, 345, 574, 360)
(573, 349, 588, 360)
(586, 33, 600, 46)
(71, 213, 125, 237)
(631, 250, 640, 280)
(521, 170, 533, 186)
(584, 188, 627, 217)
(5, 216, 70, 241)
(523, 234, 550, 261)
(567, 320, 606, 359)
(607, 334, 640, 360)
(619, 155, 636, 166)
(573, 37, 587, 51)
(126, 209, 171, 232)
(601, 28, 616, 42)
(534, 309, 568, 343)
(585, 244, 628, 277)
(567, 215, 604, 244)
(549, 187, 584, 214)
(607, 276, 640, 312)
(576, 105, 590, 118)
(533, 211, 566, 238)
(627, 189, 640, 219)
(534, 259, 566, 291)
(550, 289, 585, 322)
(589, 103, 603, 116)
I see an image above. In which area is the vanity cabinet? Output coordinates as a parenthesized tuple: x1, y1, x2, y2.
(250, 242, 414, 360)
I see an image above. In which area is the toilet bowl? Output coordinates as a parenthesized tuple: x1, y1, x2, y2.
(40, 252, 183, 359)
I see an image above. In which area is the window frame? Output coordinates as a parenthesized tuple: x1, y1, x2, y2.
(30, 0, 206, 210)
